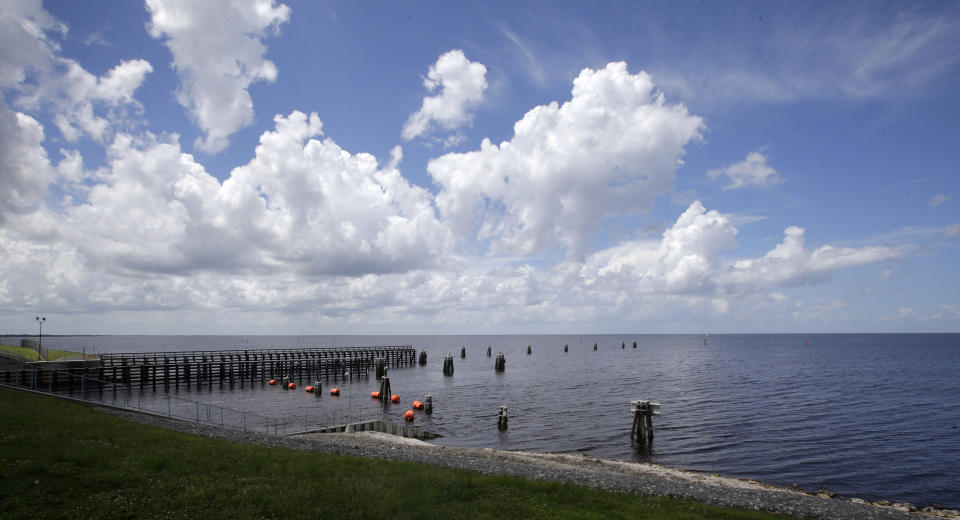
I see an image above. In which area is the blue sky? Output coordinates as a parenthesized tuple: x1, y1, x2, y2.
(1, 0, 958, 334)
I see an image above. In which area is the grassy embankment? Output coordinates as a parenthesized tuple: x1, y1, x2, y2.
(0, 343, 83, 362)
(0, 387, 796, 520)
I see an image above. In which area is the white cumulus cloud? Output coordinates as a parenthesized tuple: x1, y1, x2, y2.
(62, 111, 450, 278)
(720, 226, 901, 289)
(582, 201, 738, 294)
(146, 0, 290, 154)
(708, 150, 783, 190)
(0, 97, 54, 223)
(1, 0, 152, 143)
(429, 62, 705, 258)
(582, 201, 902, 297)
(402, 49, 488, 141)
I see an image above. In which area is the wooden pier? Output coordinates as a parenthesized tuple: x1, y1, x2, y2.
(3, 346, 417, 393)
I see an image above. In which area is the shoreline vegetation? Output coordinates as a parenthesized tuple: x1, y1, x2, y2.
(0, 343, 83, 362)
(1, 387, 943, 520)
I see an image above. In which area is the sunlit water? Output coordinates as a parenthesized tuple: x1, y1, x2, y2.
(27, 333, 960, 508)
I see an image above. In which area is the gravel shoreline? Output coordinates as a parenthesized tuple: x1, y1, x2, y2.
(102, 406, 945, 520)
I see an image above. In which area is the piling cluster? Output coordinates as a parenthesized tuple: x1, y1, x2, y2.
(497, 405, 508, 430)
(378, 376, 392, 402)
(630, 399, 661, 444)
(442, 354, 454, 376)
(375, 357, 386, 380)
(494, 352, 506, 372)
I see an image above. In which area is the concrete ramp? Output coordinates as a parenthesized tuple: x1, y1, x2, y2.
(301, 419, 440, 440)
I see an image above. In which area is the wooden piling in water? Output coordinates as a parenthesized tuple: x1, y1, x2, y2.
(487, 345, 491, 357)
(564, 343, 568, 352)
(378, 376, 391, 402)
(442, 354, 454, 376)
(494, 352, 506, 372)
(424, 394, 433, 414)
(630, 400, 661, 443)
(633, 341, 637, 349)
(593, 342, 598, 351)
(460, 346, 466, 358)
(497, 405, 508, 430)
(375, 357, 386, 380)
(419, 350, 427, 366)
(527, 344, 531, 355)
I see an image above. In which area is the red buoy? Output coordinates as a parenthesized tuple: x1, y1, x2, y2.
(391, 394, 400, 403)
(412, 400, 423, 410)
(371, 391, 380, 399)
(305, 385, 314, 392)
(404, 410, 414, 421)
(330, 388, 340, 396)
(269, 379, 277, 385)
(287, 382, 296, 390)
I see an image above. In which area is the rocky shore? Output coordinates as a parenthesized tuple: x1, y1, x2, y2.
(103, 407, 956, 520)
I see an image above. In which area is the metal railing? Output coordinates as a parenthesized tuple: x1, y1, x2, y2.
(1, 359, 382, 436)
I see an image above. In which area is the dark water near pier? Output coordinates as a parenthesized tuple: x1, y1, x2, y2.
(24, 333, 960, 508)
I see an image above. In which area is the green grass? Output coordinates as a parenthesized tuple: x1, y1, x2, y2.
(0, 343, 83, 362)
(0, 388, 795, 520)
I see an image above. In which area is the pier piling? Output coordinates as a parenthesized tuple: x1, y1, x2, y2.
(497, 405, 508, 430)
(630, 400, 661, 444)
(378, 376, 391, 402)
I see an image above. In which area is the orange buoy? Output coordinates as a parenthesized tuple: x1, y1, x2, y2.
(391, 394, 400, 403)
(404, 410, 414, 421)
(330, 388, 340, 396)
(412, 400, 423, 410)
(269, 379, 277, 385)
(305, 385, 314, 392)
(371, 391, 380, 399)
(287, 382, 296, 390)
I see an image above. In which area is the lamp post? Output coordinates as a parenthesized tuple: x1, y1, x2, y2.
(35, 316, 46, 360)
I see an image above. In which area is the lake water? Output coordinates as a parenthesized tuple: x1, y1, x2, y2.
(21, 333, 960, 508)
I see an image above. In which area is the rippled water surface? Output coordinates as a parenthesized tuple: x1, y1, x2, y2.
(31, 333, 960, 508)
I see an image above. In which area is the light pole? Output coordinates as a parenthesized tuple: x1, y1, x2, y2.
(35, 316, 46, 360)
